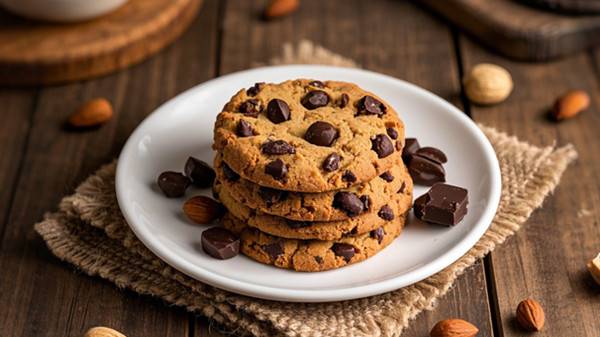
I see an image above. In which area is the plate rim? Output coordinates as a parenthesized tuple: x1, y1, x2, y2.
(116, 64, 502, 302)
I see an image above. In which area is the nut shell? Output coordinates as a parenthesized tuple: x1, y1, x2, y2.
(430, 318, 478, 337)
(84, 327, 126, 337)
(516, 298, 545, 331)
(464, 63, 513, 105)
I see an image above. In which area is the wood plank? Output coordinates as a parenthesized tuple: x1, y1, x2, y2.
(0, 1, 219, 336)
(459, 36, 600, 337)
(212, 1, 494, 336)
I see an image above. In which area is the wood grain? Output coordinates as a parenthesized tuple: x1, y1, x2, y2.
(0, 0, 219, 336)
(458, 35, 600, 337)
(0, 0, 202, 86)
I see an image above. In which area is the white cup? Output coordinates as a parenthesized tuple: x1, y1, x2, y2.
(0, 0, 129, 22)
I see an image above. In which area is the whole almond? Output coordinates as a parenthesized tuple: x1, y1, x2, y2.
(430, 318, 478, 337)
(183, 196, 225, 224)
(84, 326, 126, 337)
(516, 298, 545, 331)
(551, 90, 589, 121)
(264, 0, 299, 20)
(587, 253, 600, 285)
(69, 98, 113, 128)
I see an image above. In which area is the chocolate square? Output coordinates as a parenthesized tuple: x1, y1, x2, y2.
(413, 183, 468, 226)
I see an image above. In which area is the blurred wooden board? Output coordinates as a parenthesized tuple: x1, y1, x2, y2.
(0, 0, 202, 86)
(418, 0, 600, 61)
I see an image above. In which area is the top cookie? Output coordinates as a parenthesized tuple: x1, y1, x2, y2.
(213, 79, 405, 192)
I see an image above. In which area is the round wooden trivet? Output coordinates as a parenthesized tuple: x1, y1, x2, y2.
(0, 0, 202, 86)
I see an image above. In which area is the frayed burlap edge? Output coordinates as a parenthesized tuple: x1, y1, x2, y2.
(34, 41, 577, 337)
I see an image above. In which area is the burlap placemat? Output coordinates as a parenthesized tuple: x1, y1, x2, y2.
(35, 41, 577, 337)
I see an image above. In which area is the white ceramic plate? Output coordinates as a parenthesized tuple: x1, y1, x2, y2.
(116, 65, 501, 302)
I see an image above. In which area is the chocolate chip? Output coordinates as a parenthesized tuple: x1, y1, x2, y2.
(331, 243, 356, 262)
(258, 186, 288, 206)
(349, 226, 359, 235)
(157, 171, 190, 198)
(238, 99, 262, 117)
(314, 256, 323, 264)
(246, 82, 264, 96)
(184, 157, 215, 188)
(342, 170, 357, 183)
(262, 242, 284, 260)
(333, 192, 364, 216)
(304, 121, 339, 147)
(201, 227, 240, 259)
(370, 227, 385, 243)
(266, 99, 291, 123)
(236, 120, 255, 137)
(356, 95, 387, 116)
(413, 183, 468, 226)
(386, 127, 398, 140)
(261, 140, 296, 155)
(380, 171, 394, 182)
(322, 153, 341, 172)
(402, 138, 420, 163)
(371, 134, 394, 158)
(408, 155, 446, 186)
(301, 90, 330, 109)
(287, 220, 311, 229)
(309, 80, 325, 88)
(378, 205, 394, 221)
(265, 159, 288, 180)
(222, 163, 240, 182)
(398, 181, 406, 194)
(338, 93, 349, 108)
(360, 195, 371, 211)
(416, 147, 447, 164)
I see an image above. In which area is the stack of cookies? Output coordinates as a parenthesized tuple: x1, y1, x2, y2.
(212, 79, 413, 272)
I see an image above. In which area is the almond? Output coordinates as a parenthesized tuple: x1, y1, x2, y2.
(587, 253, 600, 285)
(463, 63, 513, 105)
(183, 196, 225, 224)
(68, 98, 113, 128)
(516, 298, 545, 331)
(84, 326, 126, 337)
(264, 0, 299, 20)
(430, 318, 478, 337)
(551, 90, 589, 121)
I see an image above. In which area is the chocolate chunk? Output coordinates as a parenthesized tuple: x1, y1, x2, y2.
(309, 80, 325, 88)
(408, 155, 446, 185)
(342, 170, 357, 183)
(201, 227, 240, 259)
(265, 159, 288, 180)
(238, 99, 262, 117)
(287, 220, 311, 229)
(371, 134, 394, 158)
(236, 120, 255, 137)
(331, 243, 356, 262)
(261, 140, 296, 155)
(370, 227, 385, 243)
(184, 157, 215, 188)
(157, 171, 190, 198)
(338, 93, 349, 108)
(386, 127, 399, 140)
(258, 186, 288, 206)
(301, 90, 330, 109)
(304, 121, 338, 146)
(246, 82, 264, 97)
(333, 192, 364, 216)
(380, 171, 394, 182)
(416, 147, 447, 164)
(266, 99, 291, 123)
(222, 163, 240, 182)
(322, 153, 341, 172)
(413, 183, 468, 226)
(262, 242, 284, 260)
(314, 256, 324, 264)
(398, 181, 406, 194)
(360, 195, 371, 211)
(356, 95, 387, 116)
(378, 205, 394, 221)
(402, 138, 420, 163)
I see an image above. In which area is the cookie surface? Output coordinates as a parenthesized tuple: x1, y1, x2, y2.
(213, 79, 405, 192)
(222, 212, 406, 272)
(214, 176, 412, 241)
(215, 153, 411, 221)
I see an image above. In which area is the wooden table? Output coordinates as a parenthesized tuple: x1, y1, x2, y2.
(1, 1, 598, 336)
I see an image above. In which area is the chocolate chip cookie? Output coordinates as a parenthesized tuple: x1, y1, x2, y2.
(222, 211, 406, 272)
(215, 153, 411, 221)
(213, 79, 405, 192)
(214, 177, 412, 241)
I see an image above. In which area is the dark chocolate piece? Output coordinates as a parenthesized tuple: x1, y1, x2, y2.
(309, 80, 325, 88)
(408, 154, 446, 185)
(236, 120, 255, 137)
(380, 171, 394, 182)
(221, 163, 240, 182)
(304, 121, 339, 146)
(262, 242, 284, 260)
(322, 153, 341, 172)
(370, 227, 385, 243)
(360, 195, 371, 211)
(402, 138, 420, 163)
(378, 205, 394, 221)
(266, 99, 291, 123)
(342, 170, 357, 183)
(301, 90, 329, 109)
(338, 93, 349, 108)
(416, 147, 447, 164)
(201, 227, 240, 259)
(386, 127, 399, 140)
(265, 159, 288, 180)
(413, 183, 468, 226)
(331, 243, 356, 262)
(258, 186, 288, 206)
(356, 95, 387, 116)
(261, 140, 296, 155)
(238, 99, 262, 117)
(371, 134, 394, 158)
(184, 157, 215, 188)
(157, 171, 190, 198)
(246, 82, 264, 97)
(333, 192, 365, 216)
